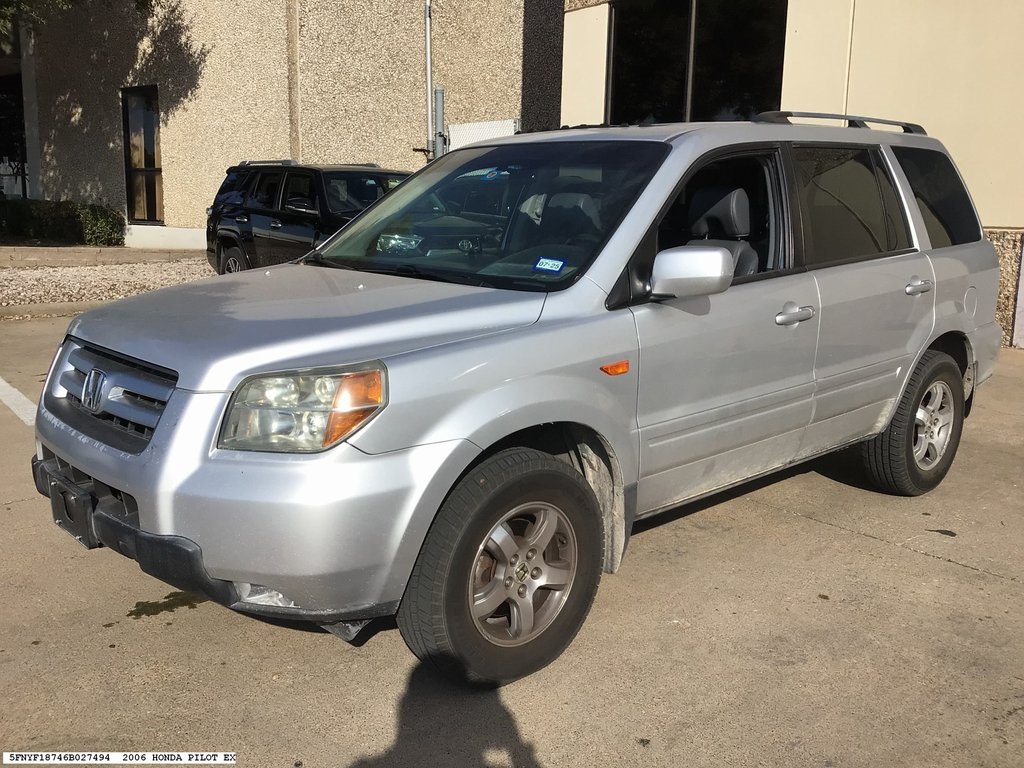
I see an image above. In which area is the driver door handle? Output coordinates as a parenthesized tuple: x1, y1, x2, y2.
(905, 278, 933, 296)
(775, 302, 816, 326)
(270, 220, 283, 229)
(234, 214, 249, 223)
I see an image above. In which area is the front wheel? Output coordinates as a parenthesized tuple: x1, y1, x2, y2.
(861, 350, 965, 496)
(397, 448, 604, 684)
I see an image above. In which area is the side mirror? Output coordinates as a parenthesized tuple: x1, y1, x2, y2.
(285, 196, 317, 215)
(650, 245, 734, 299)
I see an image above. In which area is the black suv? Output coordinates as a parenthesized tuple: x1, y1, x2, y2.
(206, 160, 410, 274)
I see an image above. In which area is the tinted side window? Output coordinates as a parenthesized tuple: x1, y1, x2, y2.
(794, 146, 908, 264)
(282, 172, 315, 206)
(247, 171, 283, 209)
(892, 146, 981, 248)
(214, 170, 251, 206)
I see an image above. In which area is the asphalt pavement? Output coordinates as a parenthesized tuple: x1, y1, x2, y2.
(0, 317, 1021, 767)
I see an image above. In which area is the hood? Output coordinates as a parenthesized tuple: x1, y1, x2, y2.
(68, 264, 546, 391)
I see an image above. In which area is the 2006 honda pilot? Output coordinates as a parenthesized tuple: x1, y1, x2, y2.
(32, 112, 1001, 683)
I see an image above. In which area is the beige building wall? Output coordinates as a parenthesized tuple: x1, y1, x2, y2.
(32, 0, 293, 231)
(28, 0, 559, 235)
(559, 3, 609, 126)
(782, 0, 1024, 230)
(297, 0, 526, 173)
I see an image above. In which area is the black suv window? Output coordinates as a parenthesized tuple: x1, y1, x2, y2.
(247, 171, 283, 210)
(892, 146, 981, 248)
(214, 169, 251, 206)
(282, 172, 315, 208)
(794, 145, 910, 265)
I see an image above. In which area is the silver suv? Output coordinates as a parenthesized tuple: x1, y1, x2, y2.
(31, 112, 1001, 684)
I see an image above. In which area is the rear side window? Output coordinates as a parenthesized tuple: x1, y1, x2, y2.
(214, 169, 250, 205)
(892, 146, 981, 248)
(247, 171, 283, 209)
(794, 146, 911, 265)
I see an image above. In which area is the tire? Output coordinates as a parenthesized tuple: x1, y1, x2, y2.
(219, 246, 248, 274)
(861, 350, 965, 496)
(396, 447, 604, 685)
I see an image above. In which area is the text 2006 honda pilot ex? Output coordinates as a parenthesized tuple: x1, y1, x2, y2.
(32, 112, 1001, 684)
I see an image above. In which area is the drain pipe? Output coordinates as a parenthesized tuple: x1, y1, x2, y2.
(424, 0, 434, 157)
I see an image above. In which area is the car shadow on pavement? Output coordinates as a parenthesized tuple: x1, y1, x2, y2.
(347, 660, 544, 768)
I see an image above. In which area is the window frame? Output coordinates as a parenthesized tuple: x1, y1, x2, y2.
(613, 142, 797, 310)
(787, 141, 916, 270)
(121, 84, 163, 224)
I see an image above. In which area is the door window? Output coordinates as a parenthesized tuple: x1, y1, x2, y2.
(247, 171, 283, 210)
(657, 151, 785, 278)
(282, 172, 316, 209)
(793, 146, 911, 265)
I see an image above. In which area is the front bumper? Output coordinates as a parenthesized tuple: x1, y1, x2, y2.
(34, 386, 478, 620)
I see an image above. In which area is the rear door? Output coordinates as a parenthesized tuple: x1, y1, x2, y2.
(243, 170, 284, 268)
(790, 144, 935, 458)
(272, 170, 319, 263)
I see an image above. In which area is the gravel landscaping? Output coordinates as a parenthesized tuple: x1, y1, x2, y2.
(0, 258, 215, 313)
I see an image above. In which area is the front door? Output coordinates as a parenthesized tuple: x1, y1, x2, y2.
(632, 149, 819, 515)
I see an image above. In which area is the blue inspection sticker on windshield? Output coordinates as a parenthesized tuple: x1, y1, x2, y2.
(534, 258, 565, 273)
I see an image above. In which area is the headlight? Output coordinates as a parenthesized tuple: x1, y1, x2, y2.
(219, 363, 386, 453)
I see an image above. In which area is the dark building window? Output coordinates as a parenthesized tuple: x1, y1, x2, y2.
(608, 0, 789, 124)
(122, 85, 163, 223)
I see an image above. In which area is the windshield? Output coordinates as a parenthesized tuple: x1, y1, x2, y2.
(314, 141, 668, 291)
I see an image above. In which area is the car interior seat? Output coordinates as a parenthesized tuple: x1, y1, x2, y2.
(686, 187, 759, 278)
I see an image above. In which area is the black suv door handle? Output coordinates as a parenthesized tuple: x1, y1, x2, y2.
(270, 220, 282, 229)
(234, 214, 249, 223)
(775, 302, 816, 326)
(905, 278, 933, 296)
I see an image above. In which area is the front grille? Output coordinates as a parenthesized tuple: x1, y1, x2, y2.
(46, 338, 178, 453)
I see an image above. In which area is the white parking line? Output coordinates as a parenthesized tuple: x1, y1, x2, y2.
(0, 376, 37, 426)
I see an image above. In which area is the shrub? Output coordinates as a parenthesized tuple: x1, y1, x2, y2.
(0, 198, 126, 246)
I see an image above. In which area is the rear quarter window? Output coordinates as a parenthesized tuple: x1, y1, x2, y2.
(214, 169, 251, 205)
(891, 146, 981, 248)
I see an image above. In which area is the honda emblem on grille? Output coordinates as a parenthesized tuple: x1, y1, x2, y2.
(81, 369, 107, 413)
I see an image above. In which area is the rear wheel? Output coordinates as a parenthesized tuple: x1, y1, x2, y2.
(861, 350, 965, 496)
(397, 448, 604, 684)
(219, 246, 247, 274)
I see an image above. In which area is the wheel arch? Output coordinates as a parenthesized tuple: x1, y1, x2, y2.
(922, 330, 976, 416)
(216, 233, 249, 267)
(449, 421, 632, 575)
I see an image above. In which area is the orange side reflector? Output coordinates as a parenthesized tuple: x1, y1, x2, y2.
(600, 360, 630, 376)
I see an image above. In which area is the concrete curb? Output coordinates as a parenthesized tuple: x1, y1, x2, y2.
(1, 246, 206, 267)
(0, 301, 104, 319)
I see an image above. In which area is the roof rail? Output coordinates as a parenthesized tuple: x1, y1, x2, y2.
(753, 111, 927, 135)
(237, 159, 297, 166)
